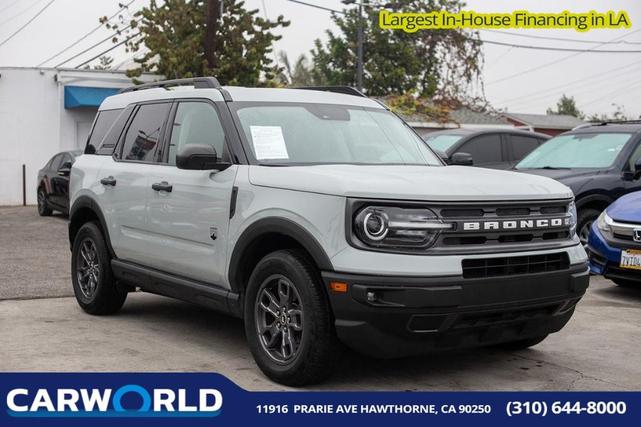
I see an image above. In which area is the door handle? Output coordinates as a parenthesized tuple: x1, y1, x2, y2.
(100, 176, 116, 186)
(151, 181, 173, 192)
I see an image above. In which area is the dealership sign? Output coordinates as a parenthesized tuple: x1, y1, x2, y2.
(6, 384, 222, 418)
(1, 373, 640, 427)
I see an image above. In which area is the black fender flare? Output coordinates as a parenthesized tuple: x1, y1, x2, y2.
(68, 195, 115, 257)
(227, 217, 334, 293)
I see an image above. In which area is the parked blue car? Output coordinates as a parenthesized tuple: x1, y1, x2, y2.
(588, 191, 641, 287)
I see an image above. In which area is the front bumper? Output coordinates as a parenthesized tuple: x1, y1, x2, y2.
(323, 263, 589, 358)
(587, 224, 641, 283)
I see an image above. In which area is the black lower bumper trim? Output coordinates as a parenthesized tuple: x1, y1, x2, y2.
(323, 263, 589, 358)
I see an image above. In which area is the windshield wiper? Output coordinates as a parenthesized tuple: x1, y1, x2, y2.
(527, 166, 571, 170)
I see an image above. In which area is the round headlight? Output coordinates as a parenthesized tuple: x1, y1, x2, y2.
(362, 210, 389, 241)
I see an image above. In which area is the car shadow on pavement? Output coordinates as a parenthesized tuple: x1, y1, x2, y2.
(112, 293, 536, 390)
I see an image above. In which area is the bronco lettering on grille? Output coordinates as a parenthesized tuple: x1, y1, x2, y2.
(462, 217, 570, 231)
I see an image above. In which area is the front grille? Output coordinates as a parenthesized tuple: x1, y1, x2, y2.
(453, 303, 561, 329)
(462, 253, 570, 279)
(432, 200, 573, 253)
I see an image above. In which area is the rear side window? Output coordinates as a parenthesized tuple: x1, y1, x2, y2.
(86, 109, 124, 155)
(457, 134, 502, 164)
(119, 103, 171, 162)
(511, 135, 541, 160)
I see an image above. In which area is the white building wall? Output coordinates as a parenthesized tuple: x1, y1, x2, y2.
(0, 67, 157, 206)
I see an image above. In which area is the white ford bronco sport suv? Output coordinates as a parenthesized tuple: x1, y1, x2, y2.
(69, 77, 589, 386)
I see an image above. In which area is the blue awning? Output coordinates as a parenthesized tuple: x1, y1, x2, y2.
(64, 85, 120, 109)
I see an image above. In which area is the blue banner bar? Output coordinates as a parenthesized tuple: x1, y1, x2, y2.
(0, 373, 638, 427)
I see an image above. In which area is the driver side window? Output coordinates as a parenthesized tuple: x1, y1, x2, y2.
(628, 141, 641, 171)
(168, 102, 227, 166)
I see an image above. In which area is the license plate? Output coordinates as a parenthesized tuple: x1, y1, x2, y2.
(620, 249, 641, 270)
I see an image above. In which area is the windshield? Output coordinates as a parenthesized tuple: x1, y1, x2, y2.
(233, 103, 442, 166)
(516, 132, 632, 169)
(423, 134, 464, 152)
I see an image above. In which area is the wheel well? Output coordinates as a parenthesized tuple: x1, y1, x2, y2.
(578, 199, 610, 215)
(231, 232, 319, 295)
(68, 207, 101, 249)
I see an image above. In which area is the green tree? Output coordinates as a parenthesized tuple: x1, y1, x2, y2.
(278, 51, 314, 86)
(311, 0, 483, 98)
(587, 103, 631, 122)
(103, 0, 289, 85)
(546, 94, 584, 119)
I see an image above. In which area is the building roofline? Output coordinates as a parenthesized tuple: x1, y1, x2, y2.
(0, 66, 158, 76)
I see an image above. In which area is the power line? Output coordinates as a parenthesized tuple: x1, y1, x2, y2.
(0, 0, 45, 27)
(36, 0, 138, 67)
(481, 29, 641, 45)
(286, 0, 343, 14)
(0, 0, 56, 49)
(54, 17, 143, 68)
(482, 38, 641, 53)
(486, 27, 641, 86)
(74, 32, 141, 69)
(497, 58, 641, 106)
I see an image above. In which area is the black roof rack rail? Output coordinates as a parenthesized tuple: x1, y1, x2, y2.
(119, 77, 222, 94)
(587, 119, 641, 126)
(297, 85, 367, 98)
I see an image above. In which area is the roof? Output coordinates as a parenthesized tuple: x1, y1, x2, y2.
(450, 108, 511, 126)
(100, 85, 384, 110)
(568, 123, 641, 134)
(502, 112, 585, 130)
(422, 127, 550, 139)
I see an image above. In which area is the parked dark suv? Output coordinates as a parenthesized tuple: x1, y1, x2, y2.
(37, 150, 82, 216)
(516, 122, 641, 245)
(422, 128, 549, 169)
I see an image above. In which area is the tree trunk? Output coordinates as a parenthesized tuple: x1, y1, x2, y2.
(204, 0, 220, 72)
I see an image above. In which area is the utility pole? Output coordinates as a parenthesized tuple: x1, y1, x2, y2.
(204, 0, 222, 71)
(356, 0, 364, 92)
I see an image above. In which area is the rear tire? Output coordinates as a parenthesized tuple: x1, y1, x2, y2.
(244, 249, 340, 386)
(37, 187, 52, 216)
(71, 222, 126, 315)
(577, 208, 600, 246)
(496, 334, 548, 350)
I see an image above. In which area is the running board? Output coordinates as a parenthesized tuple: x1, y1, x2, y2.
(111, 259, 242, 317)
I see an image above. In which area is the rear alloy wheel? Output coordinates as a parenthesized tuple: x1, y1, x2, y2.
(72, 222, 126, 315)
(244, 250, 339, 386)
(37, 187, 52, 216)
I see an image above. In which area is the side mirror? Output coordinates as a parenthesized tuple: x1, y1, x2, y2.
(450, 152, 474, 166)
(434, 150, 449, 163)
(176, 144, 231, 171)
(57, 161, 72, 176)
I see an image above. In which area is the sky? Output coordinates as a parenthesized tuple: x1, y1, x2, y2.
(0, 0, 640, 118)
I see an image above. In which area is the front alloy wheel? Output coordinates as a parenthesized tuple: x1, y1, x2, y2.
(255, 275, 304, 362)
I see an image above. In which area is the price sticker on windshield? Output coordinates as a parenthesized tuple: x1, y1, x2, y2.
(620, 249, 641, 270)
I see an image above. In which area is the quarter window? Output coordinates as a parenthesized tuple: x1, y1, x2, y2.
(120, 103, 171, 162)
(167, 102, 227, 165)
(87, 109, 123, 154)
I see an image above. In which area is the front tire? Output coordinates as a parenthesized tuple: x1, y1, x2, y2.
(71, 222, 126, 315)
(613, 279, 641, 288)
(37, 187, 52, 216)
(244, 250, 339, 386)
(577, 208, 600, 246)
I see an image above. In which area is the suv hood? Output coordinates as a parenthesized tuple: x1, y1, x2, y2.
(515, 167, 601, 181)
(249, 165, 573, 201)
